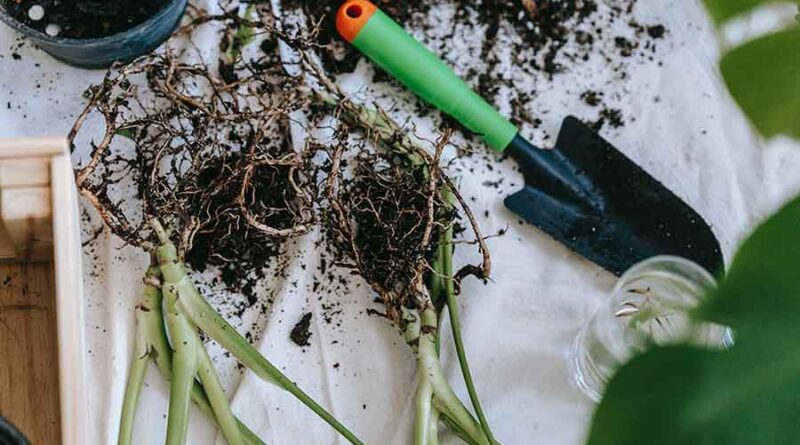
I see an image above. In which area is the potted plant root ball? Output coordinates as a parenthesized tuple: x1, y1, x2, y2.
(69, 12, 364, 445)
(256, 9, 499, 440)
(0, 0, 187, 68)
(322, 106, 499, 445)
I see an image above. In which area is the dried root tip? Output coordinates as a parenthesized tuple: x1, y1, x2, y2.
(143, 275, 163, 288)
(522, 0, 538, 17)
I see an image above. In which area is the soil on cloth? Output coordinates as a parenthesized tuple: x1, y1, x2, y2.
(287, 0, 668, 135)
(290, 312, 313, 347)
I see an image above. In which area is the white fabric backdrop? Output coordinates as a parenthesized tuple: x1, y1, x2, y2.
(1, 1, 798, 444)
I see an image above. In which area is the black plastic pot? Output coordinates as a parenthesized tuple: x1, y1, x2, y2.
(0, 416, 28, 445)
(0, 0, 188, 69)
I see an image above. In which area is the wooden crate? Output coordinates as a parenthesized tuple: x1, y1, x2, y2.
(0, 138, 87, 445)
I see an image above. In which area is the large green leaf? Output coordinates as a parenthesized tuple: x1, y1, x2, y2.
(698, 194, 800, 338)
(587, 345, 800, 445)
(702, 0, 795, 24)
(586, 195, 800, 445)
(720, 27, 800, 139)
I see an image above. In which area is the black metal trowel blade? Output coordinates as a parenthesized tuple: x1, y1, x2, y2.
(504, 116, 723, 276)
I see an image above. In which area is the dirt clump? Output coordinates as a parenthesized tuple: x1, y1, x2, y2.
(290, 312, 313, 347)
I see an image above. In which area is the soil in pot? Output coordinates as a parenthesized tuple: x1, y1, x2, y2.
(1, 0, 167, 38)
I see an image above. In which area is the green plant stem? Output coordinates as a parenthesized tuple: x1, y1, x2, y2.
(440, 218, 498, 445)
(147, 312, 266, 445)
(154, 232, 365, 445)
(118, 342, 148, 445)
(434, 398, 481, 445)
(122, 263, 265, 445)
(117, 267, 161, 445)
(415, 369, 435, 445)
(144, 275, 264, 444)
(195, 333, 244, 445)
(426, 248, 447, 445)
(430, 254, 444, 306)
(164, 282, 199, 445)
(418, 308, 489, 445)
(405, 308, 438, 445)
(428, 409, 440, 445)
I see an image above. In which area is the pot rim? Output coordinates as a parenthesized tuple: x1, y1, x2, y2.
(0, 0, 185, 45)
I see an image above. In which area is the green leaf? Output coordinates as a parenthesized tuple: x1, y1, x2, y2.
(702, 0, 795, 24)
(224, 4, 257, 63)
(720, 27, 800, 139)
(698, 194, 800, 337)
(232, 22, 256, 54)
(586, 194, 800, 445)
(116, 128, 136, 140)
(587, 345, 800, 445)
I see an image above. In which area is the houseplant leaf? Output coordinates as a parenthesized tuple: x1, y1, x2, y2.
(586, 195, 800, 445)
(719, 27, 800, 139)
(586, 345, 800, 445)
(702, 0, 796, 24)
(697, 194, 800, 338)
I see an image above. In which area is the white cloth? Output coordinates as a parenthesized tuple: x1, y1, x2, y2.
(0, 1, 797, 444)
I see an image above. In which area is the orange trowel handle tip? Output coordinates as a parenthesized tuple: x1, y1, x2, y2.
(336, 0, 378, 42)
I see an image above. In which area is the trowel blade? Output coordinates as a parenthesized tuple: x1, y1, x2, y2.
(504, 116, 723, 276)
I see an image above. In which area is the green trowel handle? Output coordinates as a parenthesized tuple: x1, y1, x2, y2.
(336, 0, 519, 151)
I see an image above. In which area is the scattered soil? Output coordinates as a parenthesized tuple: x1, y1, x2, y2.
(70, 0, 673, 349)
(290, 0, 599, 76)
(614, 36, 637, 58)
(1, 0, 167, 38)
(591, 107, 625, 131)
(290, 312, 313, 347)
(465, 0, 601, 76)
(290, 1, 664, 72)
(285, 0, 668, 138)
(581, 90, 603, 107)
(283, 0, 427, 74)
(647, 24, 666, 39)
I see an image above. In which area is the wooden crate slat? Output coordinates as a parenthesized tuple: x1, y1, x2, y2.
(0, 137, 68, 159)
(0, 263, 61, 444)
(50, 151, 88, 445)
(0, 158, 51, 188)
(0, 137, 87, 445)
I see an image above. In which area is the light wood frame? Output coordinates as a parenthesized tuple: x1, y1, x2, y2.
(0, 137, 87, 445)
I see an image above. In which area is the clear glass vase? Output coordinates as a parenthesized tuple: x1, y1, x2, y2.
(572, 256, 731, 402)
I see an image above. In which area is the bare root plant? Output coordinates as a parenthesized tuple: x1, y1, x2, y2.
(320, 108, 498, 445)
(299, 8, 505, 445)
(71, 48, 313, 262)
(69, 6, 365, 445)
(264, 8, 500, 443)
(71, 2, 500, 444)
(325, 131, 454, 324)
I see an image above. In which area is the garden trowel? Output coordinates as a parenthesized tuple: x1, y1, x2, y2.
(336, 0, 723, 276)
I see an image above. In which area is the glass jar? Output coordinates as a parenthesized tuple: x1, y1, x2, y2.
(572, 256, 731, 402)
